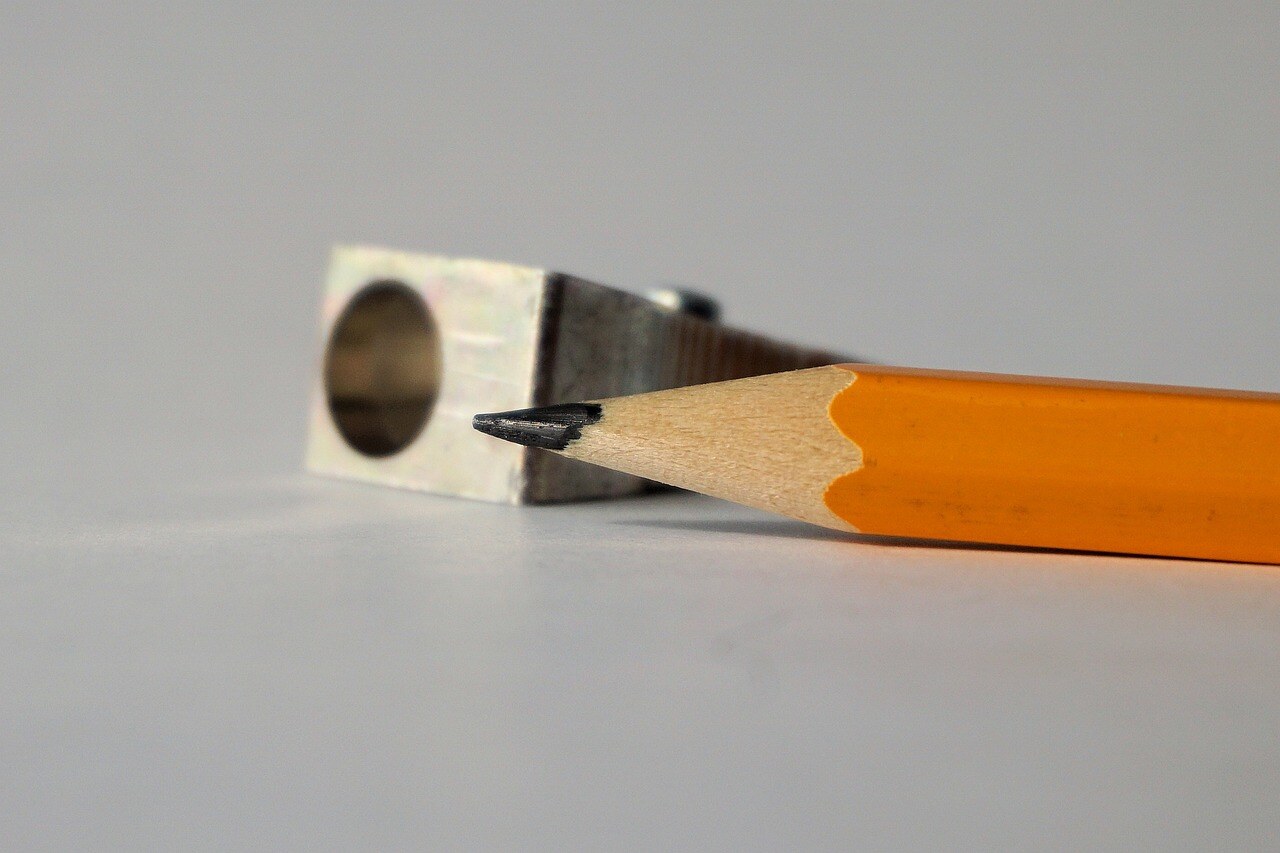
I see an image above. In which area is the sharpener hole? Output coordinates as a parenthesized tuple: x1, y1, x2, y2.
(324, 281, 442, 457)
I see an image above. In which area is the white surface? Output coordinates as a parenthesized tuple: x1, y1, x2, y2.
(3, 3, 1280, 849)
(7, 476, 1280, 850)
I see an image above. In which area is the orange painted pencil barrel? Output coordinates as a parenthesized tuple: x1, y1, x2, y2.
(825, 365, 1280, 563)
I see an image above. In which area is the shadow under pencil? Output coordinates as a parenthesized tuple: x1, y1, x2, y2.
(616, 517, 1234, 565)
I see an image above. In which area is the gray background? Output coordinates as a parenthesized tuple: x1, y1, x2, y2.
(2, 2, 1279, 849)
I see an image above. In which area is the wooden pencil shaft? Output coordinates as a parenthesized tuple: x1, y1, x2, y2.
(475, 364, 1280, 564)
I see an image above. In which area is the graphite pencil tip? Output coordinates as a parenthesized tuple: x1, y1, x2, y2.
(472, 402, 603, 451)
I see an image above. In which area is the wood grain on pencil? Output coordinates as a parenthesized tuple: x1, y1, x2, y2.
(474, 365, 1280, 564)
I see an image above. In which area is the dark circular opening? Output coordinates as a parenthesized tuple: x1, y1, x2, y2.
(324, 281, 443, 457)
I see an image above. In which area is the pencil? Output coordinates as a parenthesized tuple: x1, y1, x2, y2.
(471, 364, 1280, 564)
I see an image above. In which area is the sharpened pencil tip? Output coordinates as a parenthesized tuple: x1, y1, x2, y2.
(472, 402, 603, 451)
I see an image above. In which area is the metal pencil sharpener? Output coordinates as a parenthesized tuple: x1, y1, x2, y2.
(307, 246, 840, 503)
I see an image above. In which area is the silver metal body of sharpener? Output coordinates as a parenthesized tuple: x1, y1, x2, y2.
(307, 246, 844, 504)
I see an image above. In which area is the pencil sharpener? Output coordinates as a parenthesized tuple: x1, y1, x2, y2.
(307, 246, 843, 503)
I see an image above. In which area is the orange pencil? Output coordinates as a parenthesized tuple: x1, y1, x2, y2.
(473, 364, 1280, 564)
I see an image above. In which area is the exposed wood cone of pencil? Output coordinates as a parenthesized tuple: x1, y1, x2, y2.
(472, 365, 1280, 564)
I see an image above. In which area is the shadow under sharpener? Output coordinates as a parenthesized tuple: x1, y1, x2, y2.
(307, 246, 840, 504)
